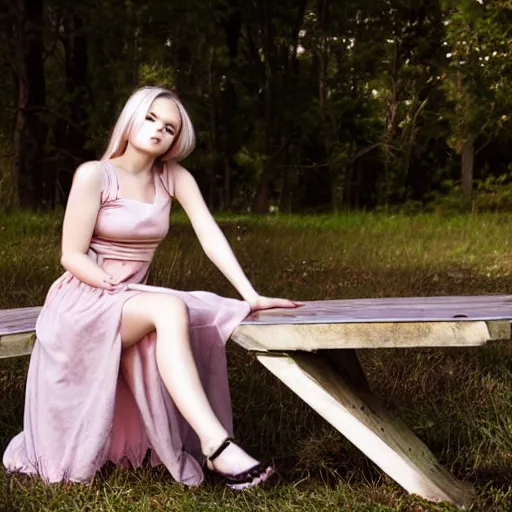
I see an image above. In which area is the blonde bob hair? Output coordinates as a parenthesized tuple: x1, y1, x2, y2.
(101, 86, 196, 163)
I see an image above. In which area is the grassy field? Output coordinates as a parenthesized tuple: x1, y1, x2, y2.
(2, 211, 512, 511)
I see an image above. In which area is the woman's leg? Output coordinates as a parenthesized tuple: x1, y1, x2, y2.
(120, 292, 262, 477)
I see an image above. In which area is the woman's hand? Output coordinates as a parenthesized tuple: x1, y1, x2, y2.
(100, 274, 124, 290)
(247, 295, 304, 312)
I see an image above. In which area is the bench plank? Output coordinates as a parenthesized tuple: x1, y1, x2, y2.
(0, 333, 35, 358)
(4, 319, 504, 358)
(244, 295, 512, 324)
(0, 306, 41, 336)
(3, 296, 512, 336)
(257, 350, 473, 507)
(233, 320, 509, 351)
(2, 297, 512, 357)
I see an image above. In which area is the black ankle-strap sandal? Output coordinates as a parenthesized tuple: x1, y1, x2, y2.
(208, 437, 274, 490)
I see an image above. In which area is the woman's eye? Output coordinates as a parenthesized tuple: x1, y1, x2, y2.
(145, 116, 154, 121)
(165, 127, 174, 135)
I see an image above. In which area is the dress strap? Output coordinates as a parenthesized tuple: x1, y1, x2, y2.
(101, 161, 119, 203)
(160, 161, 175, 198)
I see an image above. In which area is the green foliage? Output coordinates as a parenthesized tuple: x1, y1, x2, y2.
(441, 0, 512, 149)
(422, 173, 512, 213)
(3, 0, 512, 212)
(473, 173, 512, 211)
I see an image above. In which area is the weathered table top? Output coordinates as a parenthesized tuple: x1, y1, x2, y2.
(2, 295, 512, 335)
(2, 295, 512, 354)
(237, 295, 512, 351)
(243, 294, 512, 324)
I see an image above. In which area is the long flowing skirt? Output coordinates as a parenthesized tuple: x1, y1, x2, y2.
(3, 269, 250, 485)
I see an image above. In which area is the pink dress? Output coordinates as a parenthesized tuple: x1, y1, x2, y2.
(3, 161, 251, 485)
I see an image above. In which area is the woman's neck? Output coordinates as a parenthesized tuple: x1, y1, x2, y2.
(111, 145, 155, 175)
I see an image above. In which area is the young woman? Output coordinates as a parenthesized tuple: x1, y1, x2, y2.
(3, 86, 301, 490)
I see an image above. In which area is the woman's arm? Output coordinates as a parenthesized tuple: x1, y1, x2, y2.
(60, 161, 121, 290)
(170, 163, 301, 310)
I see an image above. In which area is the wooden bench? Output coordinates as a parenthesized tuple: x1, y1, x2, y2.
(2, 295, 512, 508)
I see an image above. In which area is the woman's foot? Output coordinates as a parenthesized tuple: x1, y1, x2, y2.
(205, 437, 274, 490)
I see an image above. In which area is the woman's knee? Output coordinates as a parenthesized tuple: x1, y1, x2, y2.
(151, 294, 189, 326)
(120, 293, 189, 347)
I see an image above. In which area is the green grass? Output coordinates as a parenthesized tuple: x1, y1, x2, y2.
(2, 211, 512, 511)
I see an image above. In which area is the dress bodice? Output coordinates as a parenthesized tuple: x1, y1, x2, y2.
(90, 161, 172, 263)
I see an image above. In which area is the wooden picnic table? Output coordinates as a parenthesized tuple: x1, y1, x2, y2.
(2, 294, 512, 508)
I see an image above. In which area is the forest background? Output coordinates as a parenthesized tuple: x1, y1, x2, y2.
(2, 0, 512, 214)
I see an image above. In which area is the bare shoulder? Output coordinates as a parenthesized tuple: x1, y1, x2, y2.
(164, 161, 196, 196)
(72, 160, 105, 191)
(166, 161, 190, 178)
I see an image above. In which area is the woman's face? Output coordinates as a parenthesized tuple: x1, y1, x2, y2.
(131, 97, 182, 157)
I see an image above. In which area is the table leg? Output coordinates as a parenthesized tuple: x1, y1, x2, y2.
(256, 350, 473, 508)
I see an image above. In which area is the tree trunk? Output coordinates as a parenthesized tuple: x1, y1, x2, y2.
(207, 45, 221, 209)
(279, 140, 292, 213)
(252, 167, 269, 214)
(223, 157, 231, 211)
(317, 0, 339, 212)
(461, 139, 474, 202)
(381, 43, 399, 205)
(251, 0, 274, 214)
(219, 0, 242, 211)
(279, 164, 291, 213)
(13, 0, 46, 209)
(317, 0, 328, 113)
(54, 13, 91, 205)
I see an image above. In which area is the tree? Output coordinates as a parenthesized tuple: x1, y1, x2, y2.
(441, 0, 512, 201)
(12, 0, 47, 208)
